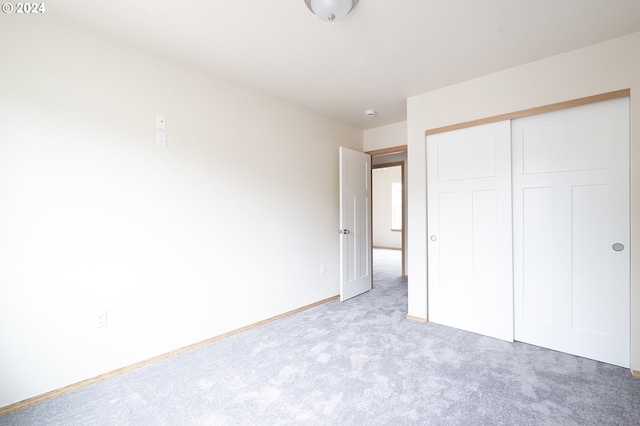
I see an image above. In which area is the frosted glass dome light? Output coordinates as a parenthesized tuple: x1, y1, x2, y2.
(305, 0, 359, 22)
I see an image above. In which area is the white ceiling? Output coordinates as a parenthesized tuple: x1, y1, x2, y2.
(51, 0, 640, 130)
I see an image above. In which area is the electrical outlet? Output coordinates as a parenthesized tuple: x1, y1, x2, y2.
(93, 309, 107, 328)
(156, 131, 167, 146)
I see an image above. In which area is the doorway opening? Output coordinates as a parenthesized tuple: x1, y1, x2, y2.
(368, 146, 407, 279)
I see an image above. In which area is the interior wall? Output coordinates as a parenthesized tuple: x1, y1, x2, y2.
(364, 121, 407, 152)
(0, 16, 362, 407)
(372, 167, 402, 249)
(407, 31, 640, 371)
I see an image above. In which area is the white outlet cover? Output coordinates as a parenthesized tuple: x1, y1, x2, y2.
(156, 131, 167, 146)
(93, 310, 107, 328)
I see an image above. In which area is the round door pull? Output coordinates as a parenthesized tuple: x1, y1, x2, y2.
(612, 243, 624, 252)
(430, 235, 437, 241)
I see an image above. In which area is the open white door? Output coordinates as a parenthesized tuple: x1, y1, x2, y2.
(339, 147, 372, 301)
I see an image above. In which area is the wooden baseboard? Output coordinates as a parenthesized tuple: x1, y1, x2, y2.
(406, 315, 426, 323)
(632, 370, 640, 379)
(0, 295, 339, 416)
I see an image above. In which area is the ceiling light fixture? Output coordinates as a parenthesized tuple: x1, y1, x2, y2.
(364, 109, 377, 117)
(305, 0, 359, 22)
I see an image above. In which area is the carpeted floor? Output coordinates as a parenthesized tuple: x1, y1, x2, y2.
(2, 248, 640, 425)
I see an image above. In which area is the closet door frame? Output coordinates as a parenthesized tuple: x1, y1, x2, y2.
(424, 89, 631, 366)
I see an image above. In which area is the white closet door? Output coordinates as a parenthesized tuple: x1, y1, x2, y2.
(427, 121, 513, 341)
(512, 97, 629, 367)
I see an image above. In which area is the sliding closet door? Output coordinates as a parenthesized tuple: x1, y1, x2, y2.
(512, 97, 629, 367)
(427, 121, 513, 341)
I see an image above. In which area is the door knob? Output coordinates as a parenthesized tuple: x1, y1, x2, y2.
(339, 229, 350, 234)
(612, 243, 624, 252)
(430, 235, 437, 241)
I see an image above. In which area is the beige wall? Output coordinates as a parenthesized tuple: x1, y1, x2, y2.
(407, 31, 640, 372)
(0, 16, 362, 406)
(364, 121, 407, 152)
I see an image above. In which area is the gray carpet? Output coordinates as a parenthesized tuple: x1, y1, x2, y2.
(2, 248, 640, 425)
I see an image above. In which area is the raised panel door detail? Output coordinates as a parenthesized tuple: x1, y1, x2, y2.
(571, 184, 608, 335)
(521, 187, 554, 325)
(522, 117, 607, 174)
(472, 189, 498, 315)
(437, 134, 497, 181)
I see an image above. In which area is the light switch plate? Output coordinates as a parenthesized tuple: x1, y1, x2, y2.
(156, 114, 166, 130)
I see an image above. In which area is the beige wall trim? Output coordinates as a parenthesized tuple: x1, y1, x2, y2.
(0, 295, 339, 416)
(407, 315, 427, 323)
(366, 145, 408, 156)
(372, 161, 404, 169)
(633, 370, 640, 379)
(425, 89, 631, 136)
